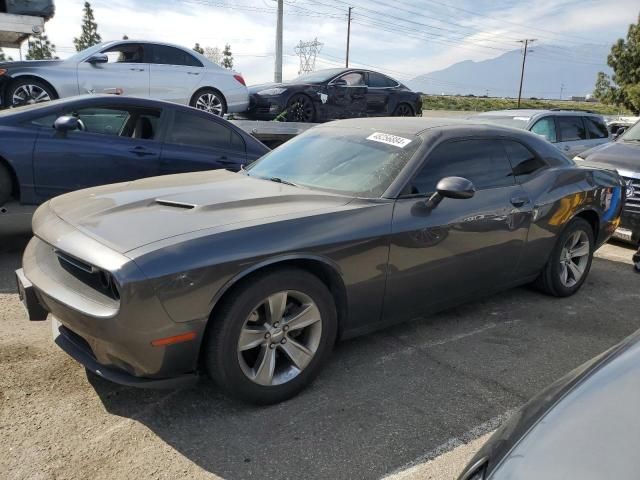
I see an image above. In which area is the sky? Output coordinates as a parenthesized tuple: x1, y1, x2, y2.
(2, 0, 638, 87)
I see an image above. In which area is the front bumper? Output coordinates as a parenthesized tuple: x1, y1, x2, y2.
(618, 211, 640, 244)
(0, 75, 11, 108)
(17, 231, 208, 388)
(244, 93, 287, 120)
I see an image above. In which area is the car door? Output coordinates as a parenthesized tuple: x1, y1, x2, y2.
(383, 138, 531, 322)
(325, 71, 368, 119)
(32, 105, 163, 200)
(148, 44, 204, 104)
(365, 72, 394, 115)
(555, 116, 590, 156)
(583, 116, 611, 150)
(76, 43, 150, 97)
(159, 108, 247, 174)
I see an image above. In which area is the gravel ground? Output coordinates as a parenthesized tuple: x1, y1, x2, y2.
(1, 231, 638, 480)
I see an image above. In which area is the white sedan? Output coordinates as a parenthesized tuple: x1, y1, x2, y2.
(0, 40, 249, 116)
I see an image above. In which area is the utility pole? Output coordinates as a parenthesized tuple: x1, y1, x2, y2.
(517, 39, 535, 107)
(275, 0, 283, 82)
(560, 83, 564, 101)
(345, 6, 352, 67)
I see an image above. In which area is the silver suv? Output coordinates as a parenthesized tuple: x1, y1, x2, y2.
(471, 109, 611, 156)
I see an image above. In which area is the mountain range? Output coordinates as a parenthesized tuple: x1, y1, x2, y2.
(407, 44, 612, 99)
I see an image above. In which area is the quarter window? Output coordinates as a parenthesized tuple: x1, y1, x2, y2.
(502, 140, 547, 182)
(530, 117, 557, 142)
(367, 72, 397, 88)
(167, 111, 242, 149)
(584, 117, 609, 139)
(150, 45, 203, 67)
(557, 117, 587, 141)
(411, 139, 514, 194)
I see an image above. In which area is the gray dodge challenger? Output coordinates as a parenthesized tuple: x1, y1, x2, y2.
(16, 118, 624, 404)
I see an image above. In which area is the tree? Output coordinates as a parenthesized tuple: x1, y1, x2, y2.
(0, 49, 13, 62)
(222, 43, 233, 69)
(26, 34, 57, 60)
(193, 43, 204, 54)
(122, 35, 129, 40)
(73, 2, 102, 52)
(593, 14, 640, 113)
(205, 46, 222, 65)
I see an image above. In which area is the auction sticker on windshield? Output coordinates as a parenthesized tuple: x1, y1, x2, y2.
(366, 132, 412, 148)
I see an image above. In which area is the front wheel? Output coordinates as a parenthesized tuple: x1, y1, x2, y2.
(204, 268, 337, 404)
(286, 94, 315, 122)
(190, 88, 227, 116)
(392, 103, 415, 117)
(7, 78, 57, 108)
(534, 217, 595, 297)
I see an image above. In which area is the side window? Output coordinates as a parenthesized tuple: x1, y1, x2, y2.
(367, 72, 397, 88)
(557, 116, 587, 141)
(411, 139, 514, 194)
(31, 113, 60, 128)
(150, 45, 203, 67)
(338, 72, 365, 86)
(67, 108, 131, 136)
(530, 117, 557, 142)
(502, 140, 548, 182)
(102, 43, 145, 64)
(167, 111, 240, 149)
(584, 117, 609, 139)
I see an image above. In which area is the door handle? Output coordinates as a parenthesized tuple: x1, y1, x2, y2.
(187, 72, 200, 75)
(510, 196, 530, 207)
(130, 68, 145, 72)
(129, 146, 156, 156)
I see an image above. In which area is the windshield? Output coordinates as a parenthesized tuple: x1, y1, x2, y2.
(288, 69, 344, 84)
(245, 127, 422, 197)
(620, 121, 640, 141)
(471, 115, 530, 129)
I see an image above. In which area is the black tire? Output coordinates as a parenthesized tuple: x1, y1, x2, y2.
(0, 162, 13, 206)
(393, 103, 415, 117)
(190, 88, 227, 116)
(286, 94, 315, 123)
(204, 268, 337, 404)
(534, 217, 595, 297)
(6, 78, 57, 108)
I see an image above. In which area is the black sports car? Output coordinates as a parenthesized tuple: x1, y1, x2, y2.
(245, 68, 422, 122)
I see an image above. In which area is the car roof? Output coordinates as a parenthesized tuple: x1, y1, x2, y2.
(478, 109, 602, 118)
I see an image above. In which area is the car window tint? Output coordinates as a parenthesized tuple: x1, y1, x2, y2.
(584, 117, 608, 139)
(102, 43, 145, 64)
(530, 117, 557, 142)
(167, 111, 238, 149)
(31, 113, 59, 128)
(368, 72, 397, 88)
(150, 45, 203, 67)
(339, 72, 365, 86)
(68, 108, 131, 136)
(502, 140, 547, 182)
(557, 117, 587, 141)
(412, 139, 514, 194)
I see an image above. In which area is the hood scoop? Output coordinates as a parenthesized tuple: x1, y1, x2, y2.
(155, 199, 196, 210)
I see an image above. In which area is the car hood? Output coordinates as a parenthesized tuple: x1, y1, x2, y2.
(48, 170, 353, 254)
(248, 82, 317, 94)
(579, 141, 640, 174)
(1, 60, 64, 70)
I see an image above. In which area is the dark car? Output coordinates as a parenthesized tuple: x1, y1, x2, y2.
(574, 120, 640, 244)
(458, 328, 640, 480)
(245, 68, 422, 122)
(16, 118, 623, 404)
(0, 95, 269, 206)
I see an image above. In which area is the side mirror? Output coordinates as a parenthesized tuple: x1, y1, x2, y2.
(54, 115, 79, 133)
(613, 127, 626, 140)
(87, 53, 108, 64)
(427, 176, 475, 208)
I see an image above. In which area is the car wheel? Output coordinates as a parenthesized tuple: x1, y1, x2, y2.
(7, 78, 57, 108)
(393, 103, 415, 117)
(0, 162, 12, 206)
(190, 89, 227, 116)
(204, 268, 337, 404)
(534, 217, 594, 297)
(286, 94, 315, 123)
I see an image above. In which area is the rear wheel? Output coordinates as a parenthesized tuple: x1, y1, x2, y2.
(286, 94, 315, 122)
(393, 103, 415, 117)
(0, 162, 12, 206)
(204, 268, 337, 404)
(534, 217, 594, 297)
(7, 78, 57, 108)
(190, 88, 227, 116)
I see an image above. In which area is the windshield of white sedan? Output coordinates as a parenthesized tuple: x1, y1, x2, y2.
(621, 122, 640, 141)
(245, 127, 421, 197)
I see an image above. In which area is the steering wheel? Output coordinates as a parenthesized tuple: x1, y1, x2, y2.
(76, 118, 86, 131)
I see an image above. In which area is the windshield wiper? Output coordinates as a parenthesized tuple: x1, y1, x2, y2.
(269, 177, 299, 187)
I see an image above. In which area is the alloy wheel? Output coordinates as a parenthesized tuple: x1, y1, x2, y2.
(237, 290, 323, 386)
(195, 93, 223, 115)
(12, 84, 52, 107)
(394, 104, 413, 116)
(559, 230, 590, 288)
(287, 95, 314, 122)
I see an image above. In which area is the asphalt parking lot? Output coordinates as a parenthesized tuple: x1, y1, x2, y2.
(1, 231, 638, 480)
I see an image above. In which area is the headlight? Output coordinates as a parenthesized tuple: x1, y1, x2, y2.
(257, 87, 287, 96)
(573, 155, 585, 162)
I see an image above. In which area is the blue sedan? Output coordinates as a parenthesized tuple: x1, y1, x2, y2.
(0, 95, 269, 206)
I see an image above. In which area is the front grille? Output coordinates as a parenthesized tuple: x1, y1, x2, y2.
(622, 177, 640, 215)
